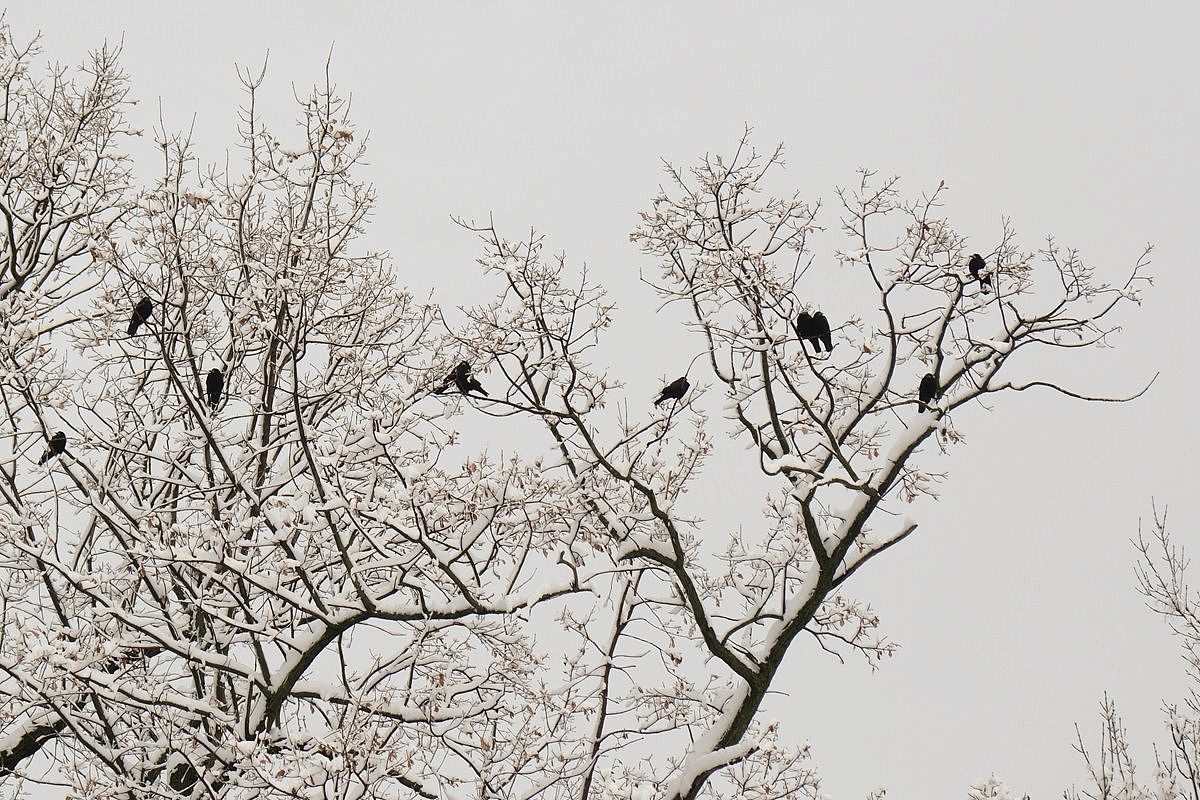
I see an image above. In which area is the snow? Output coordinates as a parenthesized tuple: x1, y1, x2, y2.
(664, 682, 759, 798)
(762, 453, 810, 473)
(972, 338, 1013, 353)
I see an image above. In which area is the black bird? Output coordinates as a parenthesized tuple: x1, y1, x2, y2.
(434, 362, 463, 394)
(39, 431, 66, 465)
(127, 296, 154, 336)
(794, 312, 823, 352)
(206, 368, 224, 411)
(918, 372, 939, 413)
(968, 253, 991, 294)
(654, 376, 690, 407)
(449, 361, 488, 396)
(813, 311, 833, 352)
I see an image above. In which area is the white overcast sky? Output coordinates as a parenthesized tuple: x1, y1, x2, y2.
(6, 2, 1199, 798)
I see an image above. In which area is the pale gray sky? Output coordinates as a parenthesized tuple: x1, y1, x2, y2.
(6, 2, 1198, 797)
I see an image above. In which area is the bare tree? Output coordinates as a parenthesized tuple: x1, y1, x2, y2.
(1068, 509, 1200, 800)
(0, 22, 1152, 800)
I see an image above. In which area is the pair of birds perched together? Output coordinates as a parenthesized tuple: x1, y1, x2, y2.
(39, 298, 231, 467)
(794, 310, 834, 353)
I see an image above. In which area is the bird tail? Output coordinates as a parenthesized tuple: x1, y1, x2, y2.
(653, 396, 665, 407)
(38, 451, 50, 465)
(127, 321, 139, 336)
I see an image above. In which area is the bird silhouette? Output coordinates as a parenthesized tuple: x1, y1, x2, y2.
(968, 253, 991, 294)
(206, 368, 224, 411)
(654, 376, 690, 407)
(39, 431, 66, 465)
(127, 297, 154, 336)
(444, 361, 488, 396)
(434, 363, 463, 394)
(918, 372, 939, 413)
(794, 312, 823, 352)
(813, 311, 833, 352)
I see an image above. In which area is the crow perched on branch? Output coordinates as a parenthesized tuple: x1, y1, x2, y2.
(457, 371, 487, 397)
(794, 312, 820, 352)
(434, 365, 458, 394)
(968, 253, 991, 294)
(39, 431, 66, 465)
(439, 361, 489, 397)
(918, 373, 940, 413)
(813, 311, 833, 352)
(127, 297, 154, 336)
(206, 368, 224, 411)
(654, 376, 690, 407)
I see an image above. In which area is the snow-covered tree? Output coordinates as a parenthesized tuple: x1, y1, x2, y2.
(1067, 509, 1200, 800)
(0, 22, 1152, 800)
